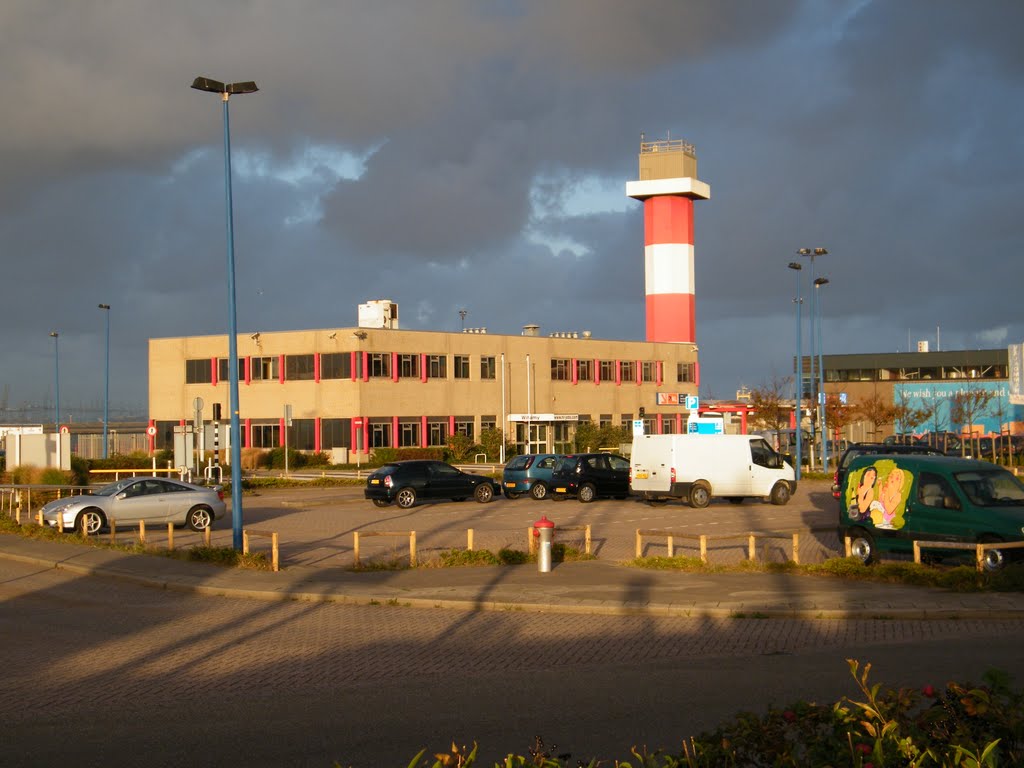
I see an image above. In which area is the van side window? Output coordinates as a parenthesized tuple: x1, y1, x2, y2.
(749, 439, 773, 468)
(917, 472, 957, 509)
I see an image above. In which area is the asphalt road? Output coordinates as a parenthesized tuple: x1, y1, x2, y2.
(3, 554, 1024, 767)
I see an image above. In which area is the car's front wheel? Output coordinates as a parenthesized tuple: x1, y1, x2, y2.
(980, 535, 1008, 572)
(396, 488, 418, 509)
(769, 482, 791, 506)
(186, 506, 213, 531)
(75, 508, 105, 536)
(505, 491, 521, 500)
(474, 484, 494, 503)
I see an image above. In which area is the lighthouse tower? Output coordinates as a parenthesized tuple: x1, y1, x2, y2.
(626, 138, 710, 344)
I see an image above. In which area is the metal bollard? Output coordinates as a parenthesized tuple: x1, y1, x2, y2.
(534, 515, 555, 573)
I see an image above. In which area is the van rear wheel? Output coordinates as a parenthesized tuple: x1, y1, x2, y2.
(848, 528, 875, 565)
(689, 482, 711, 509)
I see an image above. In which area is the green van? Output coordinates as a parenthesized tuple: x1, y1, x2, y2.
(838, 454, 1024, 571)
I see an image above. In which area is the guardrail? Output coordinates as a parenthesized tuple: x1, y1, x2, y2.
(637, 527, 835, 564)
(843, 535, 1024, 573)
(353, 530, 416, 568)
(243, 529, 280, 572)
(527, 523, 592, 556)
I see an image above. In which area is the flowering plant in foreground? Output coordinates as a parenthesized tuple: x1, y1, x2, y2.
(384, 659, 1024, 767)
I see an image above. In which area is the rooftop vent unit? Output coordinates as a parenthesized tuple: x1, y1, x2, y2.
(462, 327, 488, 334)
(522, 324, 540, 337)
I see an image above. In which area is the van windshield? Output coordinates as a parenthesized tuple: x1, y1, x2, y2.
(953, 469, 1024, 507)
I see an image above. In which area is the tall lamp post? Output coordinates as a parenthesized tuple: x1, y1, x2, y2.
(814, 277, 830, 468)
(192, 75, 259, 551)
(787, 262, 803, 480)
(49, 331, 60, 432)
(98, 304, 111, 458)
(798, 247, 828, 469)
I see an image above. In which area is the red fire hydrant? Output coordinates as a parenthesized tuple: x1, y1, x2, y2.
(534, 515, 555, 573)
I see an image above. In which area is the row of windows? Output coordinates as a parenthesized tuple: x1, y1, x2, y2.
(187, 354, 696, 385)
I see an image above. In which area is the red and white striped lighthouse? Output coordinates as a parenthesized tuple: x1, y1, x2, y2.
(626, 138, 710, 344)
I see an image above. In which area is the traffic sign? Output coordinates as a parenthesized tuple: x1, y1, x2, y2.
(685, 395, 699, 411)
(146, 426, 157, 436)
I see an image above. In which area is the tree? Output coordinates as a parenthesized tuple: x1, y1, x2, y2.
(950, 385, 994, 458)
(574, 422, 629, 453)
(478, 428, 513, 463)
(824, 394, 854, 443)
(748, 375, 794, 435)
(856, 392, 898, 439)
(893, 387, 931, 436)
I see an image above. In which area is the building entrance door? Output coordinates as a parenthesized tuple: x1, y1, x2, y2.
(515, 423, 548, 454)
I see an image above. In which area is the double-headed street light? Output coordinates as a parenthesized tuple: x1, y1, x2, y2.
(787, 262, 803, 481)
(798, 247, 828, 469)
(49, 331, 60, 431)
(813, 277, 830, 468)
(192, 75, 259, 551)
(99, 304, 111, 458)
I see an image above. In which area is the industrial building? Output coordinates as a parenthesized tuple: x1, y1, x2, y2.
(147, 139, 711, 457)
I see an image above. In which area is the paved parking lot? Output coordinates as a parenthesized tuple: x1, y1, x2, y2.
(178, 477, 842, 568)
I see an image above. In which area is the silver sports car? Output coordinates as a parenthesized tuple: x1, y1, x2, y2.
(40, 476, 227, 535)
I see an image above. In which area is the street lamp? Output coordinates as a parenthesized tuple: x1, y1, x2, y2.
(459, 309, 467, 331)
(192, 75, 259, 551)
(787, 262, 803, 481)
(814, 277, 830, 468)
(98, 304, 111, 458)
(798, 247, 828, 469)
(49, 331, 59, 431)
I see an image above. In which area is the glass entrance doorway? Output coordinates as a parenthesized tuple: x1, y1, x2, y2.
(514, 423, 547, 454)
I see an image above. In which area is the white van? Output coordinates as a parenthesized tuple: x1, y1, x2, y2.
(630, 434, 795, 507)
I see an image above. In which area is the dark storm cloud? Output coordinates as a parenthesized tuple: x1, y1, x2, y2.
(0, 0, 1020, 414)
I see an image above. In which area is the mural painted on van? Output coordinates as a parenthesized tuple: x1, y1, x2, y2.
(846, 459, 913, 530)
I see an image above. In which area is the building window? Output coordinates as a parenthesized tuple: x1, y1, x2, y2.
(186, 359, 212, 384)
(620, 360, 636, 382)
(620, 413, 632, 428)
(454, 418, 474, 439)
(427, 420, 447, 446)
(250, 356, 278, 381)
(551, 358, 571, 381)
(577, 359, 594, 382)
(480, 416, 496, 432)
(288, 419, 316, 450)
(454, 355, 470, 379)
(398, 354, 419, 378)
(250, 422, 280, 448)
(369, 353, 391, 378)
(428, 355, 447, 378)
(599, 360, 615, 382)
(285, 354, 315, 381)
(399, 420, 420, 447)
(218, 358, 243, 383)
(320, 353, 350, 380)
(641, 361, 657, 382)
(370, 421, 391, 448)
(480, 356, 496, 380)
(600, 414, 613, 427)
(320, 418, 350, 449)
(677, 362, 695, 383)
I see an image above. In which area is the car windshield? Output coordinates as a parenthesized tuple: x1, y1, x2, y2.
(93, 478, 139, 496)
(953, 469, 1024, 507)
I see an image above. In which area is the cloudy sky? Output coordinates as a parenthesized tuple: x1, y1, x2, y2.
(3, 0, 1023, 421)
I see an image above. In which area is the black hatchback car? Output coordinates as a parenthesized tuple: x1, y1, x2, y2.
(550, 453, 630, 503)
(831, 442, 943, 500)
(365, 460, 501, 509)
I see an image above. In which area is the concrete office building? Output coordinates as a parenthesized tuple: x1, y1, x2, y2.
(147, 140, 710, 457)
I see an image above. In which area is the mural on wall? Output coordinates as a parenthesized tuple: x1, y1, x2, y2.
(894, 382, 1024, 436)
(846, 458, 911, 530)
